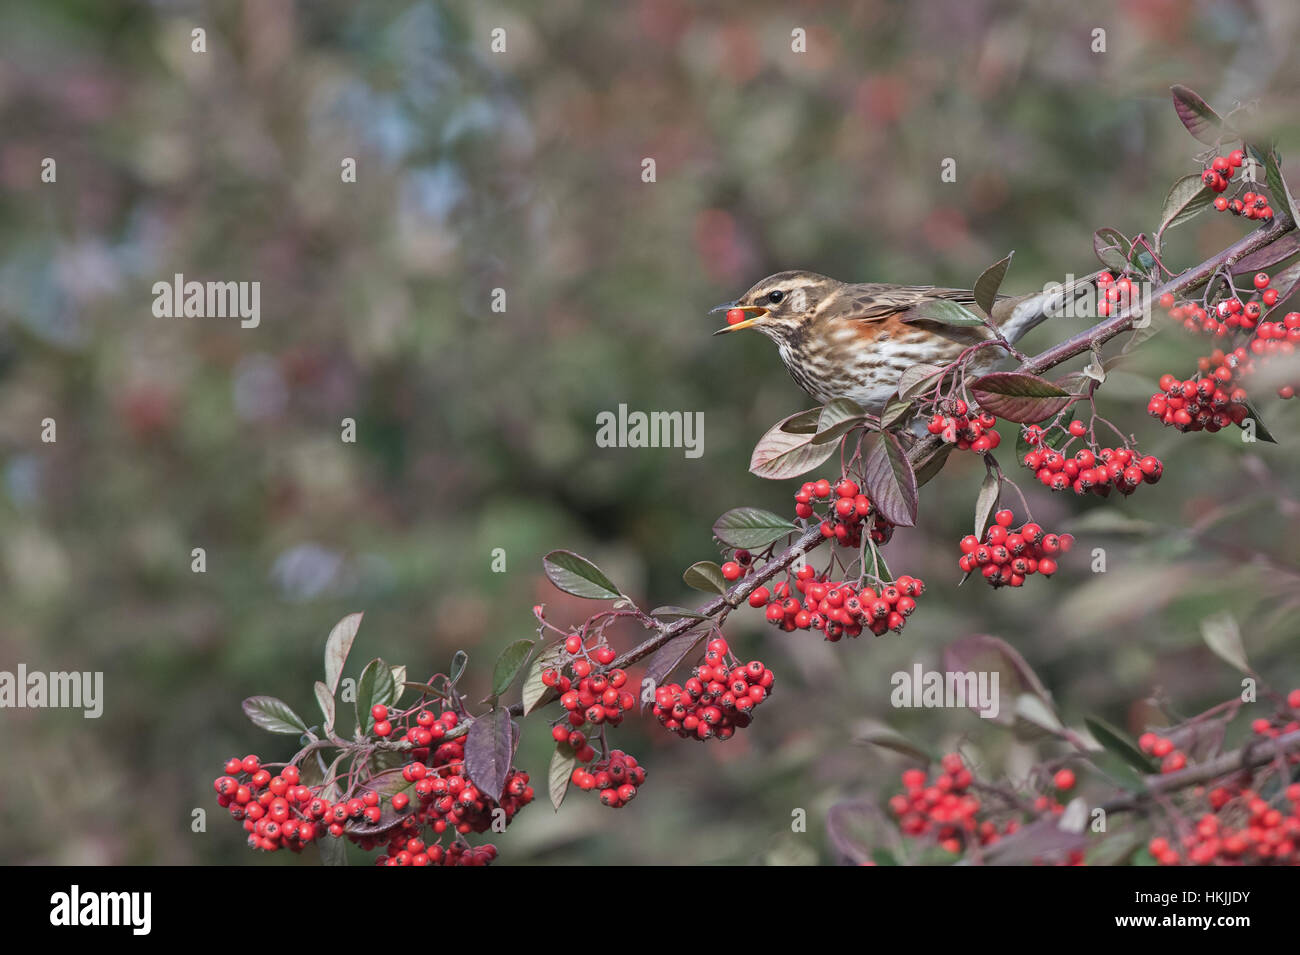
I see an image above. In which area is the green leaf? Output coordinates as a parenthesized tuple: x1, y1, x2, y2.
(879, 397, 915, 429)
(549, 742, 577, 810)
(355, 657, 397, 735)
(241, 696, 311, 736)
(542, 550, 621, 600)
(1250, 142, 1298, 223)
(907, 299, 987, 327)
(1201, 612, 1249, 673)
(389, 665, 406, 707)
(323, 612, 363, 696)
(342, 767, 418, 838)
(1014, 693, 1063, 733)
(1129, 244, 1156, 276)
(1170, 85, 1225, 146)
(855, 723, 932, 762)
(896, 363, 945, 402)
(864, 544, 892, 582)
(1084, 717, 1155, 775)
(1158, 174, 1214, 236)
(449, 650, 469, 687)
(490, 639, 534, 701)
(971, 372, 1076, 424)
(973, 469, 1000, 539)
(913, 443, 953, 487)
(973, 252, 1014, 317)
(712, 507, 797, 549)
(777, 406, 824, 435)
(1093, 227, 1131, 272)
(521, 641, 564, 716)
(750, 416, 839, 479)
(1016, 423, 1069, 460)
(813, 397, 868, 445)
(313, 680, 336, 732)
(682, 561, 728, 595)
(1239, 399, 1277, 444)
(863, 432, 918, 527)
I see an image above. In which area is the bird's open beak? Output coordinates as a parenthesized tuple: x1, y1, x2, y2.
(710, 302, 768, 335)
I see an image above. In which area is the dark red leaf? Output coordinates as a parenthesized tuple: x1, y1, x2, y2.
(465, 707, 515, 801)
(1170, 85, 1225, 146)
(971, 372, 1077, 424)
(644, 630, 707, 701)
(863, 432, 918, 527)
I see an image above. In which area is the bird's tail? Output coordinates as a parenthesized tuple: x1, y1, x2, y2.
(991, 270, 1103, 346)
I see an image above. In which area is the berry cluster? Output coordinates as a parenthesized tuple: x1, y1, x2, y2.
(374, 703, 453, 748)
(214, 758, 326, 853)
(1146, 690, 1300, 864)
(888, 753, 1084, 864)
(1095, 271, 1142, 318)
(552, 666, 636, 738)
(1199, 149, 1246, 194)
(1021, 422, 1163, 497)
(1251, 688, 1300, 739)
(652, 637, 773, 741)
(1199, 148, 1277, 220)
(398, 726, 534, 837)
(1149, 271, 1299, 431)
(1201, 150, 1276, 220)
(375, 839, 498, 867)
(1150, 784, 1300, 866)
(792, 478, 896, 548)
(958, 509, 1073, 588)
(925, 401, 1003, 452)
(570, 749, 647, 808)
(889, 754, 1022, 855)
(1136, 732, 1189, 774)
(537, 636, 636, 762)
(1147, 368, 1254, 432)
(1156, 278, 1285, 338)
(751, 566, 925, 639)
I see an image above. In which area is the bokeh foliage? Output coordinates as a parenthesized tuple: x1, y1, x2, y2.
(2, 0, 1300, 864)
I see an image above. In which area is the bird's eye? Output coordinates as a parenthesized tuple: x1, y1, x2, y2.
(767, 290, 785, 304)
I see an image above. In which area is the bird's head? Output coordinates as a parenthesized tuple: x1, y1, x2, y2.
(711, 270, 842, 343)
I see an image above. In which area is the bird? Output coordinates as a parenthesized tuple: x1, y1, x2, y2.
(711, 269, 1065, 416)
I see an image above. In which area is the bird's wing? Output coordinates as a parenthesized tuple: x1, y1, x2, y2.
(838, 284, 981, 322)
(837, 285, 999, 350)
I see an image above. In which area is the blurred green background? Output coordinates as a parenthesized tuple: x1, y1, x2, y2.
(3, 0, 1300, 865)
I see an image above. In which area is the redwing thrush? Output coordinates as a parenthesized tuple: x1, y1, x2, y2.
(711, 270, 1058, 415)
